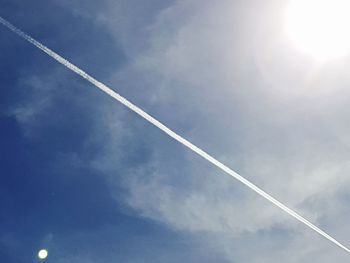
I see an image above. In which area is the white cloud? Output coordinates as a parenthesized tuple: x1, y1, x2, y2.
(94, 0, 350, 261)
(9, 0, 350, 261)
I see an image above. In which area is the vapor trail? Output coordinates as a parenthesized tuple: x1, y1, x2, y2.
(1, 16, 349, 253)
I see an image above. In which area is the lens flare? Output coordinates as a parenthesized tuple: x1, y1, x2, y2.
(38, 249, 48, 260)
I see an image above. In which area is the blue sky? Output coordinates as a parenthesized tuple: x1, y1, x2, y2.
(1, 0, 350, 262)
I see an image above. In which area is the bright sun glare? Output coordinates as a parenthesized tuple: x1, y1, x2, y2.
(285, 0, 350, 61)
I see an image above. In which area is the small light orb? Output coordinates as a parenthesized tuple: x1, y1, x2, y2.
(285, 0, 350, 61)
(38, 249, 48, 260)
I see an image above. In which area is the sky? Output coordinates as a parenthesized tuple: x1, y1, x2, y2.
(1, 0, 350, 262)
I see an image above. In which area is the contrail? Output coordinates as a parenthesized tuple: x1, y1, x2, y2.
(0, 16, 349, 253)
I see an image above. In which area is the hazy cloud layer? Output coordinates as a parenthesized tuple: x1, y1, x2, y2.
(6, 0, 350, 262)
(96, 0, 350, 261)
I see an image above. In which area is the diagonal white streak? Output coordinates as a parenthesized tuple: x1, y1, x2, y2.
(1, 16, 349, 253)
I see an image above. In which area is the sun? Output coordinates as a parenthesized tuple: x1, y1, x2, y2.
(285, 0, 350, 61)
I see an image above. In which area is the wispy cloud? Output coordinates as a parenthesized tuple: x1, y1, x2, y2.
(3, 0, 350, 261)
(2, 11, 349, 254)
